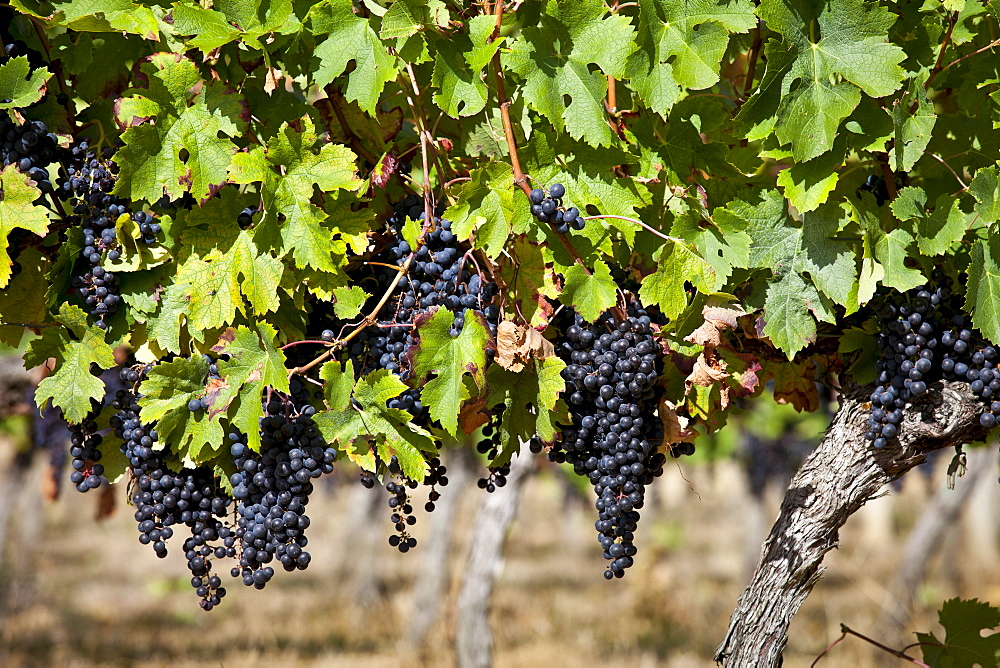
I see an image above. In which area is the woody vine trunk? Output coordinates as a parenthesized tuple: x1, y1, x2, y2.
(715, 381, 988, 666)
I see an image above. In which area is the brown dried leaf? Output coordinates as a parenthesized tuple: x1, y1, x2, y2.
(658, 398, 694, 444)
(458, 397, 491, 434)
(496, 321, 555, 372)
(524, 326, 555, 359)
(686, 352, 728, 388)
(685, 302, 747, 347)
(496, 321, 525, 372)
(264, 66, 281, 94)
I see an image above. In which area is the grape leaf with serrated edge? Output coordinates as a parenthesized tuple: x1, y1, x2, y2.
(505, 0, 637, 147)
(0, 164, 49, 288)
(28, 305, 116, 424)
(410, 307, 490, 436)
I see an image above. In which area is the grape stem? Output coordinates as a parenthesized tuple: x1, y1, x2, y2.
(443, 176, 472, 189)
(583, 214, 684, 244)
(487, 1, 594, 277)
(924, 10, 959, 91)
(287, 203, 441, 381)
(26, 17, 78, 132)
(810, 624, 932, 668)
(401, 62, 446, 223)
(924, 150, 968, 190)
(279, 340, 332, 351)
(742, 22, 763, 99)
(287, 253, 415, 380)
(939, 36, 1000, 75)
(489, 1, 530, 198)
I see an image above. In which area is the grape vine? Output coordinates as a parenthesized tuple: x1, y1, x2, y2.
(2, 3, 999, 653)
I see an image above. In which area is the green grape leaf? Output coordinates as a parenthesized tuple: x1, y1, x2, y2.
(212, 0, 294, 42)
(639, 240, 715, 321)
(430, 15, 502, 118)
(230, 117, 362, 273)
(0, 164, 50, 288)
(487, 355, 568, 452)
(775, 136, 846, 213)
(737, 0, 906, 161)
(320, 359, 355, 411)
(916, 598, 1000, 668)
(146, 275, 186, 354)
(628, 105, 735, 185)
(850, 200, 923, 301)
(890, 187, 968, 256)
(0, 56, 51, 109)
(410, 308, 490, 436)
(172, 229, 283, 338)
(761, 269, 835, 358)
(874, 228, 925, 292)
(626, 0, 755, 116)
(0, 247, 48, 346)
(891, 74, 936, 173)
(966, 237, 1000, 346)
(505, 0, 637, 147)
(332, 286, 370, 320)
(314, 370, 434, 481)
(114, 53, 246, 203)
(970, 165, 1000, 224)
(496, 236, 560, 328)
(211, 323, 289, 453)
(561, 259, 618, 322)
(138, 356, 225, 463)
(55, 0, 160, 38)
(720, 193, 855, 356)
(170, 4, 242, 52)
(30, 305, 116, 424)
(309, 0, 399, 115)
(843, 95, 893, 153)
(670, 204, 751, 290)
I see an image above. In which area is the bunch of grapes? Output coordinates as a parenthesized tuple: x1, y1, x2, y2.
(476, 408, 511, 492)
(229, 398, 337, 590)
(545, 306, 669, 579)
(866, 283, 948, 448)
(58, 142, 159, 328)
(0, 116, 59, 192)
(112, 364, 234, 610)
(67, 405, 106, 493)
(868, 274, 1000, 448)
(936, 316, 1000, 427)
(63, 365, 131, 494)
(528, 183, 586, 234)
(385, 478, 418, 553)
(318, 195, 499, 421)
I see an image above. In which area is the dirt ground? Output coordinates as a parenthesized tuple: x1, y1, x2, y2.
(0, 441, 997, 668)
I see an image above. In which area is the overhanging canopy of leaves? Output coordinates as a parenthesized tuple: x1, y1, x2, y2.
(5, 0, 1000, 477)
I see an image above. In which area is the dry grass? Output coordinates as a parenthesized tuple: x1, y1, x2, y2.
(0, 441, 997, 668)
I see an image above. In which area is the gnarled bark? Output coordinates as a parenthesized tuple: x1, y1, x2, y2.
(715, 381, 990, 667)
